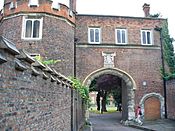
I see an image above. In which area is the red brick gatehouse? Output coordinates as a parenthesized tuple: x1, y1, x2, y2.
(0, 0, 173, 122)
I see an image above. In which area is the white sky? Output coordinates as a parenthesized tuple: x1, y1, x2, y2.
(76, 0, 175, 48)
(0, 0, 175, 48)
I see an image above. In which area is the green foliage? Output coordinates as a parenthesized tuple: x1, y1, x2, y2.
(161, 22, 175, 79)
(34, 55, 60, 65)
(160, 68, 175, 80)
(42, 59, 60, 65)
(150, 13, 161, 18)
(70, 77, 90, 104)
(110, 89, 121, 105)
(89, 106, 117, 114)
(89, 78, 97, 91)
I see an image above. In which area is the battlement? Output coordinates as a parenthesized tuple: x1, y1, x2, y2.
(2, 0, 75, 23)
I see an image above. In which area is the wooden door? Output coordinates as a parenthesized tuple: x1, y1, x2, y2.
(144, 97, 161, 120)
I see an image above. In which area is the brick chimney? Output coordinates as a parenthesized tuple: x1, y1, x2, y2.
(143, 3, 150, 17)
(70, 0, 76, 12)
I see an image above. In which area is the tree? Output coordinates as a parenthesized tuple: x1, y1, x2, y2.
(150, 13, 161, 18)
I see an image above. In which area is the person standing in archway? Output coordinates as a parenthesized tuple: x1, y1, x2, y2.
(118, 103, 122, 113)
(96, 92, 101, 111)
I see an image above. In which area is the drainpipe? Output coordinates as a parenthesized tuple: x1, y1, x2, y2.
(154, 26, 167, 119)
(71, 82, 74, 131)
(71, 13, 77, 131)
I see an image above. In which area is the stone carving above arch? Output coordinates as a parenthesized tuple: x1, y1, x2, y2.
(139, 92, 164, 118)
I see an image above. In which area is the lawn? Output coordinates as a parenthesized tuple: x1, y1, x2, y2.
(89, 106, 118, 114)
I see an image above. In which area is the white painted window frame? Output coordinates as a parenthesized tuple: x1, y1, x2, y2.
(88, 27, 101, 44)
(141, 30, 153, 45)
(115, 29, 127, 44)
(21, 17, 43, 40)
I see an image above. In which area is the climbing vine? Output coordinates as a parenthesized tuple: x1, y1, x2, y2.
(161, 21, 175, 80)
(70, 77, 90, 104)
(34, 55, 60, 65)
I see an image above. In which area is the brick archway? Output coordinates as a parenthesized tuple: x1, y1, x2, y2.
(83, 67, 136, 120)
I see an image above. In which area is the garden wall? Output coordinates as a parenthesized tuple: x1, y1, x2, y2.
(0, 36, 84, 131)
(166, 79, 175, 120)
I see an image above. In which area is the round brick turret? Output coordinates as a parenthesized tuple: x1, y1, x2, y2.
(0, 0, 77, 76)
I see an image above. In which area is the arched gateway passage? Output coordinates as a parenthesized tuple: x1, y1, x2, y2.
(83, 68, 137, 120)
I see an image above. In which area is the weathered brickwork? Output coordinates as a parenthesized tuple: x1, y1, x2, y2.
(75, 15, 166, 119)
(167, 79, 175, 120)
(75, 15, 164, 45)
(0, 0, 174, 123)
(1, 14, 75, 77)
(0, 38, 85, 130)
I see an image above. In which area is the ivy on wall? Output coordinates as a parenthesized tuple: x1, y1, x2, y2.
(70, 77, 90, 104)
(161, 21, 175, 80)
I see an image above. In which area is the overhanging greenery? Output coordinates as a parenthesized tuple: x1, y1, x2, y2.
(35, 55, 60, 65)
(70, 77, 90, 104)
(161, 22, 175, 80)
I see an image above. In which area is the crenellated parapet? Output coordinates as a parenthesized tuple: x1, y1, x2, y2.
(2, 0, 76, 24)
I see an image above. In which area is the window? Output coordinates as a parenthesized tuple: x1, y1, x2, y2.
(88, 28, 101, 44)
(115, 29, 127, 44)
(29, 0, 39, 7)
(22, 17, 43, 40)
(141, 30, 152, 45)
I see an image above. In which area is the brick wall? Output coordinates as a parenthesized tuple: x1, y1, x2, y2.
(0, 37, 85, 131)
(75, 15, 165, 103)
(1, 14, 75, 77)
(75, 15, 164, 46)
(167, 79, 175, 120)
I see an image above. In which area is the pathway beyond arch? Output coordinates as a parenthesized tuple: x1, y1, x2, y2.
(86, 112, 142, 131)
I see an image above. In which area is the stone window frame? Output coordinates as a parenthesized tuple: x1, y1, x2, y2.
(21, 16, 43, 40)
(141, 29, 153, 45)
(88, 27, 101, 44)
(115, 28, 127, 44)
(28, 0, 39, 7)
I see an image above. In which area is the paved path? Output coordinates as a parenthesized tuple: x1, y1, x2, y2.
(87, 112, 142, 131)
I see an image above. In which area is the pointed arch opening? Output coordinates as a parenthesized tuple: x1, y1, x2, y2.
(83, 67, 137, 120)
